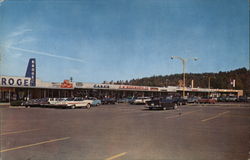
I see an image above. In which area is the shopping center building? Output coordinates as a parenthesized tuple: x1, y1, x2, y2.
(0, 59, 243, 102)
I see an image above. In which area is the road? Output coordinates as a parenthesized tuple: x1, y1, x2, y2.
(0, 103, 250, 160)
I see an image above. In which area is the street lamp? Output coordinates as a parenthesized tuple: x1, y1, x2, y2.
(171, 56, 198, 97)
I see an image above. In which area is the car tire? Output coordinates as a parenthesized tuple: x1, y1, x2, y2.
(86, 103, 91, 109)
(173, 104, 178, 109)
(71, 105, 75, 109)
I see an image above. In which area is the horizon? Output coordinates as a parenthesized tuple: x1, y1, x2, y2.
(1, 61, 248, 84)
(0, 0, 249, 83)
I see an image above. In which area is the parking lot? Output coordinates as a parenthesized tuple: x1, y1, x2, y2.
(0, 103, 250, 160)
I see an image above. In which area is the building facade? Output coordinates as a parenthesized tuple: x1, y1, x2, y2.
(0, 59, 243, 102)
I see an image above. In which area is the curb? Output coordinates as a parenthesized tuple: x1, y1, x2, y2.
(0, 103, 10, 106)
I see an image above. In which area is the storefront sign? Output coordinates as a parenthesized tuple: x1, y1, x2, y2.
(0, 76, 32, 87)
(76, 82, 84, 87)
(150, 87, 159, 91)
(94, 84, 110, 88)
(61, 80, 73, 88)
(0, 87, 15, 92)
(119, 85, 149, 91)
(51, 82, 61, 88)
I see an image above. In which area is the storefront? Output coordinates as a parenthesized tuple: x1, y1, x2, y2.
(0, 75, 243, 102)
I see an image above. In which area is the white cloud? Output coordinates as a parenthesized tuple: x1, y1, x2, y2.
(2, 24, 84, 64)
(4, 25, 34, 47)
(8, 29, 32, 38)
(16, 37, 36, 45)
(6, 46, 85, 63)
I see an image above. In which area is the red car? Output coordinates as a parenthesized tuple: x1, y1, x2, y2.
(198, 97, 216, 104)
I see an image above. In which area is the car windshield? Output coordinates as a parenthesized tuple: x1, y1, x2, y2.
(66, 98, 74, 101)
(74, 97, 84, 101)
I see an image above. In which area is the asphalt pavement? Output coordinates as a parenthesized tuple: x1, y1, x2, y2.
(0, 103, 250, 160)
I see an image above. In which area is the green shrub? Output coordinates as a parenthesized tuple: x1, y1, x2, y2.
(10, 100, 24, 106)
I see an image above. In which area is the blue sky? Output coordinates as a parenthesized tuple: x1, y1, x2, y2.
(0, 0, 249, 83)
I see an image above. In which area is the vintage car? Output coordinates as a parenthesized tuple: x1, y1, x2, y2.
(88, 97, 102, 106)
(58, 97, 93, 109)
(145, 97, 178, 110)
(187, 97, 200, 103)
(117, 98, 128, 103)
(198, 97, 216, 104)
(132, 97, 151, 105)
(22, 98, 46, 107)
(42, 98, 68, 107)
(172, 96, 188, 105)
(101, 98, 116, 104)
(225, 96, 237, 102)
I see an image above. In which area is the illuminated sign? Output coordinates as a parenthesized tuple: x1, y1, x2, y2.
(119, 85, 149, 91)
(0, 77, 32, 87)
(61, 80, 73, 88)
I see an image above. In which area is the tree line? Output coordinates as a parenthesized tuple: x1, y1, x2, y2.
(110, 68, 250, 95)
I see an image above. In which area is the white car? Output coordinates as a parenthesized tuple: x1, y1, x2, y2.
(60, 97, 93, 109)
(133, 97, 151, 105)
(47, 98, 60, 105)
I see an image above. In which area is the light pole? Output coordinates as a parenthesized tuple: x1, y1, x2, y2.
(203, 75, 216, 97)
(208, 76, 216, 89)
(171, 56, 198, 97)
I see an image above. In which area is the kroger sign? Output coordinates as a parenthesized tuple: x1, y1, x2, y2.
(0, 76, 33, 87)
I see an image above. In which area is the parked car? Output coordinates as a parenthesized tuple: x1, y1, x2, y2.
(39, 98, 51, 107)
(237, 96, 249, 102)
(126, 97, 136, 104)
(132, 97, 151, 105)
(58, 97, 93, 109)
(146, 97, 178, 110)
(49, 98, 68, 107)
(117, 98, 127, 103)
(225, 96, 237, 102)
(129, 98, 136, 104)
(187, 97, 199, 103)
(217, 96, 227, 102)
(22, 99, 42, 107)
(172, 97, 188, 105)
(101, 98, 116, 104)
(198, 97, 216, 104)
(88, 97, 102, 106)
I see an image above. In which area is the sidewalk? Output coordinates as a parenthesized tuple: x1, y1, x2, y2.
(0, 103, 10, 106)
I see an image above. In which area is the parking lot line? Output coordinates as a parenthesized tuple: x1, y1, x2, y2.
(224, 115, 250, 119)
(105, 152, 127, 160)
(0, 137, 71, 153)
(165, 109, 201, 119)
(201, 111, 230, 122)
(0, 129, 42, 136)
